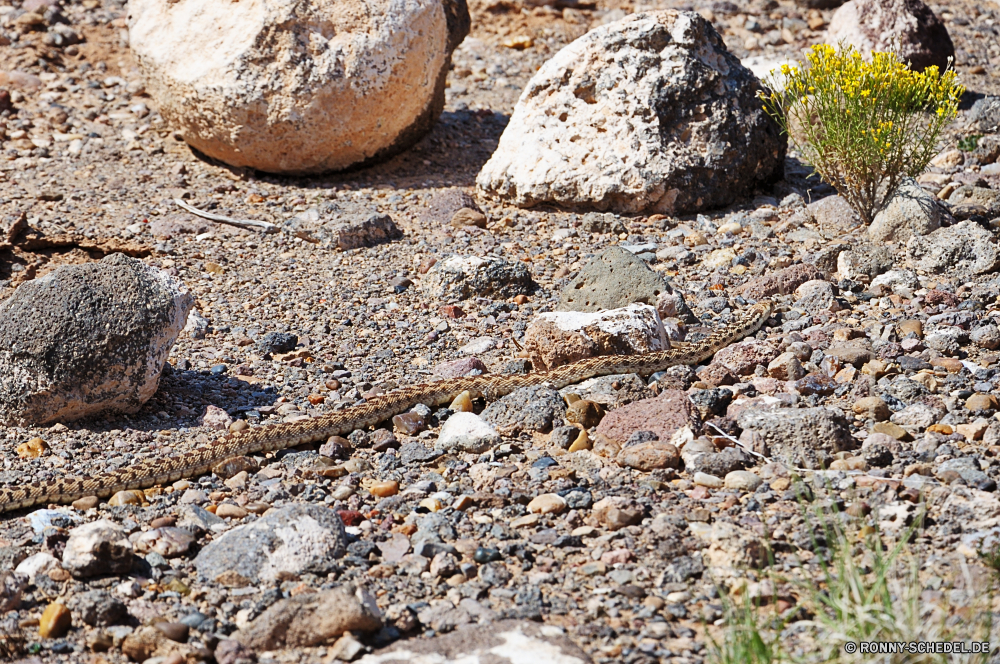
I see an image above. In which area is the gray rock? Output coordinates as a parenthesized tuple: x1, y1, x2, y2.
(826, 0, 954, 72)
(890, 403, 941, 430)
(580, 212, 626, 235)
(806, 244, 846, 275)
(868, 177, 946, 243)
(481, 384, 567, 434)
(966, 96, 1000, 134)
(556, 246, 674, 314)
(194, 504, 346, 585)
(837, 243, 894, 282)
(948, 186, 1000, 215)
(62, 520, 133, 578)
(399, 441, 441, 464)
(418, 188, 480, 225)
(0, 571, 26, 613)
(215, 640, 258, 664)
(906, 221, 1000, 277)
(559, 372, 653, 409)
(806, 195, 858, 229)
(936, 457, 988, 485)
(237, 584, 381, 650)
(476, 11, 785, 214)
(68, 590, 126, 626)
(358, 620, 592, 664)
(436, 412, 500, 453)
(0, 254, 193, 425)
(972, 325, 1000, 350)
(177, 503, 224, 535)
(685, 446, 748, 477)
(793, 279, 837, 313)
(420, 255, 533, 300)
(737, 407, 854, 469)
(869, 269, 919, 296)
(285, 209, 403, 249)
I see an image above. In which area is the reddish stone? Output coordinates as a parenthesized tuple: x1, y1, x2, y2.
(688, 485, 711, 500)
(439, 305, 465, 318)
(789, 373, 837, 396)
(733, 263, 824, 299)
(924, 289, 958, 307)
(336, 510, 364, 526)
(712, 339, 781, 376)
(595, 389, 701, 445)
(432, 357, 487, 379)
(697, 363, 737, 387)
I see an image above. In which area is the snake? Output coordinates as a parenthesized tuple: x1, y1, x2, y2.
(0, 301, 772, 514)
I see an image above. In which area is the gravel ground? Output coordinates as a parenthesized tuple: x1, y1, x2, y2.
(1, 0, 1000, 662)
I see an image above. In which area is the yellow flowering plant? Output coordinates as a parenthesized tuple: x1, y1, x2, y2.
(759, 44, 964, 225)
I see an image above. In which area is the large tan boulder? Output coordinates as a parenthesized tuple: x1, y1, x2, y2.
(127, 0, 469, 174)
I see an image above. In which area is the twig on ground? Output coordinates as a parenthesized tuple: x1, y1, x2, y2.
(174, 199, 278, 234)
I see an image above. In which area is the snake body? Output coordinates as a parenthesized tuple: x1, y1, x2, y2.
(0, 301, 772, 514)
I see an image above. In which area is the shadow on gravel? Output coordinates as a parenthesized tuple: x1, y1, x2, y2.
(183, 109, 511, 193)
(67, 368, 280, 435)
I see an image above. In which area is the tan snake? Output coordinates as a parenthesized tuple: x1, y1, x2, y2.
(0, 301, 772, 514)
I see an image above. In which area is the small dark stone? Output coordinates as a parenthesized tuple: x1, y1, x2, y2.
(978, 479, 998, 492)
(550, 426, 580, 449)
(563, 490, 592, 510)
(371, 429, 400, 451)
(258, 332, 298, 354)
(348, 429, 371, 448)
(319, 436, 351, 459)
(473, 547, 502, 564)
(392, 412, 425, 436)
(180, 611, 208, 629)
(554, 535, 583, 548)
(210, 364, 228, 375)
(531, 456, 558, 468)
(529, 529, 559, 545)
(624, 430, 659, 449)
(897, 356, 932, 372)
(155, 621, 190, 643)
(390, 276, 413, 293)
(502, 358, 533, 374)
(399, 442, 440, 464)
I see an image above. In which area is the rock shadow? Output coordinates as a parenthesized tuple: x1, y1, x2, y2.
(64, 367, 279, 435)
(183, 109, 511, 193)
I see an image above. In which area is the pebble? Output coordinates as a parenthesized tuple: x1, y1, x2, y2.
(72, 496, 99, 511)
(967, 393, 999, 412)
(108, 490, 144, 507)
(853, 396, 890, 421)
(154, 621, 189, 643)
(692, 472, 723, 488)
(40, 602, 72, 638)
(16, 436, 48, 458)
(616, 440, 680, 471)
(527, 493, 567, 514)
(215, 504, 249, 519)
(565, 399, 605, 428)
(724, 470, 762, 492)
(370, 481, 400, 497)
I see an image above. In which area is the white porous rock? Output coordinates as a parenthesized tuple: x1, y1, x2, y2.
(523, 303, 670, 372)
(127, 0, 470, 174)
(868, 177, 946, 243)
(437, 412, 501, 454)
(62, 520, 134, 578)
(476, 10, 785, 214)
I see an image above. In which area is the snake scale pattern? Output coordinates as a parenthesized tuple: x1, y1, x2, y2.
(0, 301, 773, 514)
